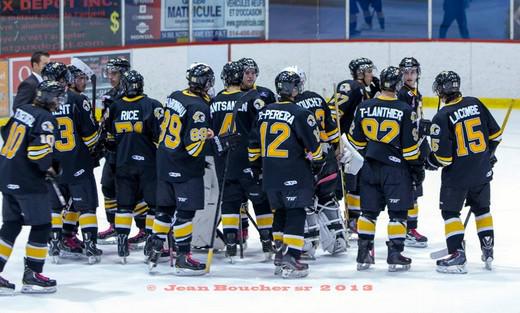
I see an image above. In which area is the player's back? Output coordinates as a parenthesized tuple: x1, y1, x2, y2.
(255, 101, 320, 191)
(431, 96, 502, 187)
(157, 89, 210, 182)
(0, 104, 57, 194)
(52, 90, 98, 181)
(295, 90, 339, 144)
(110, 95, 161, 168)
(350, 96, 418, 168)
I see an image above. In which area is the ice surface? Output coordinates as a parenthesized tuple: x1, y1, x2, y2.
(1, 109, 519, 313)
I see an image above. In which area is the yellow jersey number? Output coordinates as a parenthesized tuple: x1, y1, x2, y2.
(260, 122, 290, 158)
(0, 122, 26, 159)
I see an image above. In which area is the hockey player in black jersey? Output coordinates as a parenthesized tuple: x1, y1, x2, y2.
(249, 70, 324, 278)
(282, 66, 347, 258)
(148, 63, 238, 275)
(0, 81, 64, 294)
(210, 61, 274, 262)
(98, 58, 151, 247)
(397, 57, 429, 248)
(237, 57, 277, 245)
(105, 70, 162, 263)
(329, 57, 378, 236)
(47, 65, 103, 264)
(427, 71, 502, 273)
(348, 66, 424, 272)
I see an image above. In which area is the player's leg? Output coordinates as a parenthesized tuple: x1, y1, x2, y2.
(98, 162, 118, 244)
(18, 193, 57, 293)
(220, 180, 242, 261)
(129, 200, 149, 248)
(71, 176, 103, 264)
(172, 177, 206, 276)
(0, 194, 23, 294)
(114, 167, 139, 263)
(436, 185, 468, 274)
(244, 176, 274, 258)
(468, 183, 494, 270)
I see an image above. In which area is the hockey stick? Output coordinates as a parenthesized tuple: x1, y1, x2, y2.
(48, 178, 66, 207)
(238, 210, 244, 259)
(430, 101, 514, 259)
(332, 84, 349, 223)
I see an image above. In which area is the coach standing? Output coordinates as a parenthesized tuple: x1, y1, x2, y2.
(12, 51, 50, 111)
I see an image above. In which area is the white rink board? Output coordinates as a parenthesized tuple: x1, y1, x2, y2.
(0, 108, 519, 313)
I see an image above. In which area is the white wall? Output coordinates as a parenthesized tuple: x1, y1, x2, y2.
(9, 41, 519, 107)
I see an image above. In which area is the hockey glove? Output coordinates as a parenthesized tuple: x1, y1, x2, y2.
(418, 119, 432, 138)
(213, 133, 241, 155)
(410, 165, 425, 186)
(490, 155, 498, 168)
(424, 152, 440, 171)
(45, 160, 62, 181)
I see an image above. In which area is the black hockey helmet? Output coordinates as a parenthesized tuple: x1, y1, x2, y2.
(121, 70, 144, 97)
(379, 66, 403, 92)
(105, 57, 130, 76)
(221, 61, 244, 87)
(238, 57, 259, 76)
(34, 80, 66, 111)
(275, 70, 302, 98)
(186, 63, 215, 92)
(399, 57, 421, 76)
(42, 62, 73, 85)
(433, 71, 461, 97)
(348, 57, 375, 79)
(67, 65, 88, 81)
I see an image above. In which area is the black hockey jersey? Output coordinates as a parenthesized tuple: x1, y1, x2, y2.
(0, 104, 57, 194)
(52, 90, 99, 182)
(295, 90, 339, 145)
(398, 84, 422, 113)
(328, 80, 371, 135)
(157, 89, 211, 182)
(430, 97, 502, 187)
(348, 96, 421, 168)
(107, 95, 162, 169)
(242, 84, 277, 106)
(210, 89, 262, 179)
(249, 101, 323, 191)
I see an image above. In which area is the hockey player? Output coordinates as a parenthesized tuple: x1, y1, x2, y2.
(427, 71, 501, 273)
(249, 70, 324, 278)
(47, 64, 102, 264)
(329, 57, 377, 236)
(238, 57, 277, 245)
(397, 57, 429, 248)
(0, 81, 64, 294)
(210, 61, 274, 262)
(348, 66, 424, 272)
(148, 63, 238, 275)
(105, 70, 162, 263)
(98, 58, 151, 247)
(285, 66, 347, 258)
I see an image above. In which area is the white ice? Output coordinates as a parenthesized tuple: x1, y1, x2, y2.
(1, 108, 519, 313)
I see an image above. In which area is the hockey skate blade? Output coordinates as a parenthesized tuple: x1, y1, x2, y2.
(227, 256, 235, 264)
(274, 266, 282, 276)
(174, 268, 206, 276)
(483, 257, 493, 271)
(120, 257, 127, 265)
(356, 263, 372, 271)
(0, 287, 15, 296)
(87, 255, 101, 265)
(51, 255, 60, 264)
(21, 285, 57, 294)
(430, 248, 449, 259)
(436, 264, 467, 274)
(59, 251, 83, 259)
(404, 241, 428, 248)
(281, 267, 309, 279)
(388, 264, 411, 272)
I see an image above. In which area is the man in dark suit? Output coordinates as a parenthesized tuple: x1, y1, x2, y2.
(12, 51, 50, 111)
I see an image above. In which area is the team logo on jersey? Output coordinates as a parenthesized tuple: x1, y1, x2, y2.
(154, 107, 164, 119)
(82, 100, 91, 111)
(430, 124, 441, 136)
(339, 83, 350, 93)
(253, 99, 265, 110)
(193, 111, 206, 122)
(307, 115, 317, 127)
(41, 121, 54, 132)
